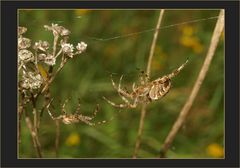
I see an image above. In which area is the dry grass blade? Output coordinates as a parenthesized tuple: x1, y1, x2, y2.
(159, 9, 224, 158)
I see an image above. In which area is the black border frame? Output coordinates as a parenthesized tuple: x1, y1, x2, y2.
(1, 1, 239, 167)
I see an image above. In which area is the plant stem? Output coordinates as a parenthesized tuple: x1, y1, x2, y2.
(159, 9, 224, 158)
(55, 120, 60, 157)
(133, 9, 165, 158)
(25, 115, 42, 158)
(43, 57, 67, 93)
(146, 10, 165, 76)
(30, 93, 39, 134)
(18, 92, 25, 146)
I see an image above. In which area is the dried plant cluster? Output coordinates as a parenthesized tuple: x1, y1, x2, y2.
(17, 24, 103, 157)
(18, 24, 87, 89)
(18, 24, 90, 121)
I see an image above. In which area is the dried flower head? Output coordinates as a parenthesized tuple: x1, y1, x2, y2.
(18, 26, 27, 36)
(33, 40, 49, 52)
(37, 53, 47, 61)
(18, 49, 34, 63)
(44, 23, 70, 36)
(76, 42, 87, 53)
(44, 54, 56, 66)
(21, 72, 43, 90)
(18, 37, 31, 50)
(61, 43, 74, 58)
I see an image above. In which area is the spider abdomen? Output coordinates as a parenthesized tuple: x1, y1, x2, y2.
(149, 78, 171, 100)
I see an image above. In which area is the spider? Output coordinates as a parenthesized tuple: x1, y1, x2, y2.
(47, 98, 110, 126)
(103, 60, 189, 108)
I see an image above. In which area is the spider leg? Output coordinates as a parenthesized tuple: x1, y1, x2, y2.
(103, 96, 137, 108)
(79, 116, 95, 126)
(103, 96, 129, 108)
(90, 104, 100, 118)
(119, 93, 130, 105)
(110, 74, 132, 98)
(61, 98, 70, 114)
(46, 98, 63, 120)
(132, 82, 137, 92)
(75, 98, 82, 114)
(168, 59, 188, 79)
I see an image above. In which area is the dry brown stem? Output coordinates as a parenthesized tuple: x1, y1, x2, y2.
(159, 9, 224, 158)
(55, 120, 60, 157)
(133, 9, 165, 158)
(18, 92, 25, 146)
(25, 116, 42, 158)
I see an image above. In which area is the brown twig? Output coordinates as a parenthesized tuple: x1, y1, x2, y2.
(18, 92, 25, 146)
(25, 115, 43, 158)
(30, 93, 38, 133)
(55, 120, 60, 157)
(133, 9, 165, 158)
(24, 95, 43, 158)
(159, 9, 224, 158)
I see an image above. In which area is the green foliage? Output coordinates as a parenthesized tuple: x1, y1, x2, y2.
(19, 10, 224, 158)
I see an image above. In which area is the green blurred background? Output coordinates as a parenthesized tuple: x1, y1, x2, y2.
(19, 9, 224, 158)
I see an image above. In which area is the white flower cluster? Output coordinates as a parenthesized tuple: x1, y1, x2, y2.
(61, 43, 74, 58)
(44, 23, 70, 36)
(18, 24, 88, 92)
(18, 26, 34, 67)
(18, 49, 34, 63)
(44, 54, 56, 66)
(18, 37, 31, 50)
(33, 40, 49, 52)
(76, 42, 87, 54)
(18, 26, 27, 36)
(21, 72, 43, 90)
(60, 42, 87, 58)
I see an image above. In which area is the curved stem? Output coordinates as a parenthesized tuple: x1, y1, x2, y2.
(159, 9, 224, 158)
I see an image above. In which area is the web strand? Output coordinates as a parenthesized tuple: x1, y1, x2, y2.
(87, 16, 218, 42)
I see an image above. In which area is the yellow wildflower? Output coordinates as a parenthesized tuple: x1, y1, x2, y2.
(192, 42, 203, 54)
(179, 34, 203, 54)
(179, 25, 203, 54)
(182, 25, 194, 36)
(206, 143, 224, 158)
(180, 36, 195, 47)
(74, 9, 90, 15)
(65, 132, 80, 147)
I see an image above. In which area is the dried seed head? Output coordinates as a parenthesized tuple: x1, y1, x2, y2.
(18, 49, 34, 63)
(18, 37, 31, 50)
(44, 54, 56, 66)
(60, 28, 71, 36)
(61, 43, 74, 58)
(18, 26, 27, 36)
(33, 40, 49, 52)
(37, 53, 47, 61)
(44, 23, 70, 36)
(21, 72, 43, 90)
(76, 42, 87, 53)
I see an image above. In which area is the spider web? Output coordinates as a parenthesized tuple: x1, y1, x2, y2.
(85, 15, 218, 42)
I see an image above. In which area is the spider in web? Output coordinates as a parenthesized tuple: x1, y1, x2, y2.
(47, 98, 111, 126)
(103, 59, 189, 108)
